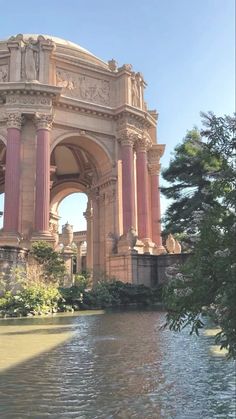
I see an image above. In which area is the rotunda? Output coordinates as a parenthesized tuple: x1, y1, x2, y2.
(0, 34, 166, 283)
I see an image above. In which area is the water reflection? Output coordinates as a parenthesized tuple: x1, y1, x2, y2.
(0, 310, 235, 418)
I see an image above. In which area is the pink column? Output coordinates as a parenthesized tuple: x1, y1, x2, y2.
(121, 137, 135, 233)
(3, 113, 23, 233)
(136, 138, 150, 239)
(35, 114, 53, 233)
(149, 163, 163, 247)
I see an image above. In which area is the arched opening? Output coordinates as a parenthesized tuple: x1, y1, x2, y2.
(50, 133, 113, 275)
(58, 192, 88, 274)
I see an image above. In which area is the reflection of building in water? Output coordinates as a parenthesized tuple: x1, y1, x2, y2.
(0, 34, 168, 285)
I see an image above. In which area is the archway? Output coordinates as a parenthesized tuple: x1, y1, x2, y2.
(50, 133, 114, 274)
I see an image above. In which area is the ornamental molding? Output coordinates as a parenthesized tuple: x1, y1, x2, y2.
(6, 93, 51, 107)
(35, 113, 54, 130)
(56, 67, 110, 106)
(7, 112, 24, 129)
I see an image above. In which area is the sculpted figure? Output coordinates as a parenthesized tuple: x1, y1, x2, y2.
(24, 39, 39, 80)
(131, 75, 140, 107)
(166, 234, 176, 253)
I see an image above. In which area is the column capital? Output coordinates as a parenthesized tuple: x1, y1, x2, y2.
(135, 135, 151, 152)
(148, 162, 161, 175)
(148, 144, 165, 162)
(7, 112, 24, 130)
(35, 113, 54, 130)
(118, 129, 136, 147)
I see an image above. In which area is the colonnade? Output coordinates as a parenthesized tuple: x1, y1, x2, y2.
(120, 134, 163, 249)
(2, 113, 163, 253)
(3, 112, 52, 241)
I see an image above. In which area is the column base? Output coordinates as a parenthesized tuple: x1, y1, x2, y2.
(0, 231, 23, 247)
(117, 228, 138, 255)
(154, 245, 167, 255)
(141, 238, 157, 255)
(30, 231, 55, 246)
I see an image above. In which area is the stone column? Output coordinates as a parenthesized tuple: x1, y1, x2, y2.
(76, 242, 83, 273)
(120, 136, 135, 234)
(84, 198, 93, 272)
(135, 136, 151, 240)
(33, 113, 53, 240)
(3, 113, 23, 242)
(148, 145, 166, 254)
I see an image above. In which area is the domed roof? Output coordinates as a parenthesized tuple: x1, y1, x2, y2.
(0, 34, 109, 70)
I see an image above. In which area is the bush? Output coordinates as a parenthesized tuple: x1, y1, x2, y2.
(0, 283, 62, 317)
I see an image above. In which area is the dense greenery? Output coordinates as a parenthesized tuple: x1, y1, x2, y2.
(162, 113, 236, 358)
(0, 267, 163, 317)
(30, 241, 67, 282)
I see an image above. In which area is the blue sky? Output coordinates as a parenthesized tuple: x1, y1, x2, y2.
(0, 0, 235, 231)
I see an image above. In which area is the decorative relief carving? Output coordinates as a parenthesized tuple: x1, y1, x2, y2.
(56, 68, 110, 106)
(0, 65, 8, 82)
(7, 113, 24, 129)
(35, 113, 54, 130)
(6, 94, 51, 106)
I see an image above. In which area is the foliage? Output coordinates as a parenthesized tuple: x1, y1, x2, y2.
(30, 241, 66, 283)
(0, 283, 61, 316)
(162, 112, 236, 358)
(82, 280, 161, 309)
(0, 271, 163, 317)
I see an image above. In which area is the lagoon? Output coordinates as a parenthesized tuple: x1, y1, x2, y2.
(0, 310, 235, 418)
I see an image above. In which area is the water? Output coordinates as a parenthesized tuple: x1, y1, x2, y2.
(0, 310, 235, 418)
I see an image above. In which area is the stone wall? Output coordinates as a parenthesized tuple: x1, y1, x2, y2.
(0, 246, 28, 276)
(108, 253, 190, 287)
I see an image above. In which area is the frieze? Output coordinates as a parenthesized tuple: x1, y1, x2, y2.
(6, 94, 51, 106)
(0, 65, 8, 82)
(56, 68, 110, 106)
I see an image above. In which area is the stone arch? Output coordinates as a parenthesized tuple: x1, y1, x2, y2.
(51, 131, 113, 177)
(50, 181, 88, 214)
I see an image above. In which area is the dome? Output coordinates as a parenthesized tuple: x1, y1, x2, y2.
(0, 34, 109, 70)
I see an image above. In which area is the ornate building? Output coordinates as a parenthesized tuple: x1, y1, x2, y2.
(0, 34, 166, 284)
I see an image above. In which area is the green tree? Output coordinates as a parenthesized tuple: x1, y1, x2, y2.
(162, 113, 236, 358)
(30, 241, 66, 283)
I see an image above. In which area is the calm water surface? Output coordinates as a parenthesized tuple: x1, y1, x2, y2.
(0, 310, 235, 419)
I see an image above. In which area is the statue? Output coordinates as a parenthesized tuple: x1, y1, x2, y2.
(174, 240, 182, 254)
(166, 234, 176, 253)
(131, 76, 139, 107)
(23, 39, 39, 81)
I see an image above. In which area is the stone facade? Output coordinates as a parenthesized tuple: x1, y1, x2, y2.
(0, 34, 166, 284)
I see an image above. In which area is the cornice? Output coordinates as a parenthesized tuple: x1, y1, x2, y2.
(0, 82, 61, 100)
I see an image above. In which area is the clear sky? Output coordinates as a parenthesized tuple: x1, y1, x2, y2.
(0, 0, 235, 231)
